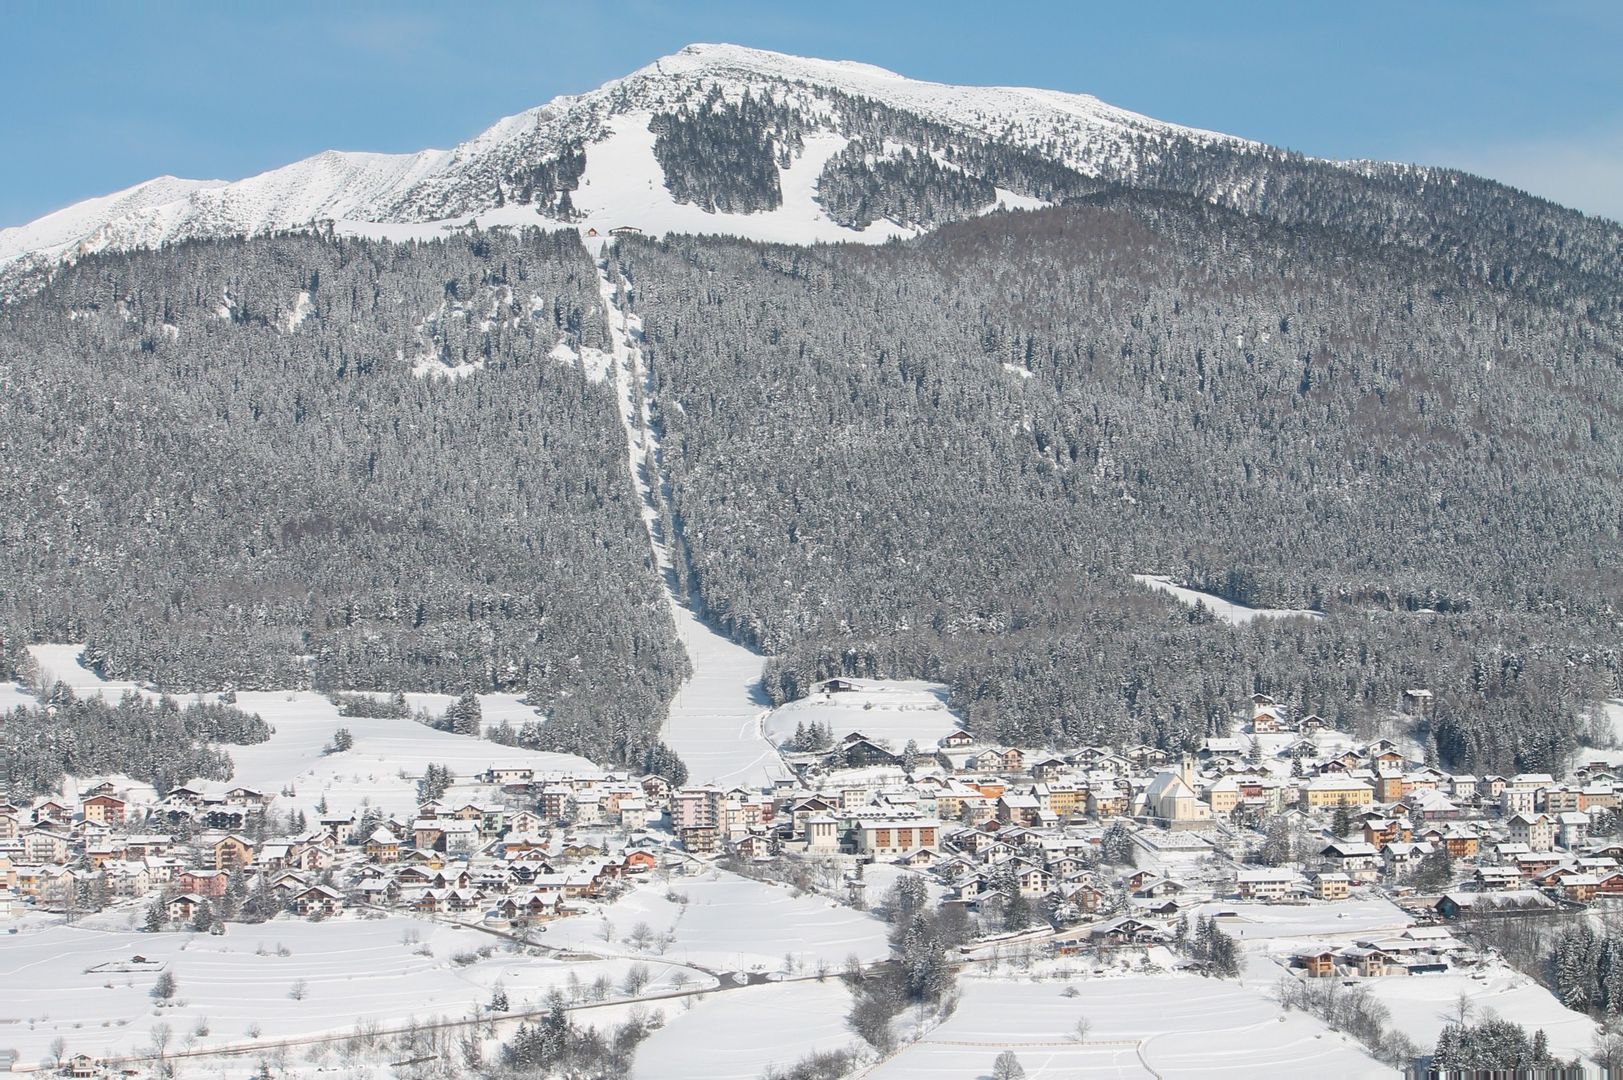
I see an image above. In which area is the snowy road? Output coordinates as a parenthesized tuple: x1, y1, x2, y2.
(596, 253, 788, 788)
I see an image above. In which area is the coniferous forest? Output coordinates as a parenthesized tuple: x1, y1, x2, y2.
(0, 230, 687, 766)
(618, 193, 1620, 771)
(0, 185, 1619, 775)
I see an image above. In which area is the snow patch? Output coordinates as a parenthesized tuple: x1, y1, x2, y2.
(280, 289, 312, 332)
(548, 338, 612, 383)
(569, 114, 909, 246)
(1132, 574, 1325, 624)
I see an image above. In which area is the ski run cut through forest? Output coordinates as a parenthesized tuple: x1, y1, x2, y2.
(1, 39, 1622, 1080)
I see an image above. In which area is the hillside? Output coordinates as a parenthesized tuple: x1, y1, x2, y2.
(1, 45, 1620, 778)
(619, 193, 1621, 770)
(0, 230, 687, 766)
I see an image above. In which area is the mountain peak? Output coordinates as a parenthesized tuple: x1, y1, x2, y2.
(660, 41, 912, 82)
(9, 42, 1602, 297)
(5, 45, 1224, 285)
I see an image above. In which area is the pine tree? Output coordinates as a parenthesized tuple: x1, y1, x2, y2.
(1003, 887, 1034, 932)
(1604, 938, 1623, 1016)
(418, 763, 453, 803)
(899, 912, 948, 1001)
(1258, 816, 1292, 866)
(445, 691, 482, 737)
(1210, 925, 1241, 977)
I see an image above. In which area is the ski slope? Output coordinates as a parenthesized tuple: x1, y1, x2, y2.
(569, 113, 910, 245)
(660, 615, 785, 789)
(596, 256, 787, 789)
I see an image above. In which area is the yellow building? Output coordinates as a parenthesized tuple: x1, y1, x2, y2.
(1047, 784, 1084, 819)
(1207, 777, 1242, 816)
(1313, 873, 1351, 900)
(1304, 776, 1374, 809)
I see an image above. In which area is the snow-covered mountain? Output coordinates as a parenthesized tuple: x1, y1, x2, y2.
(8, 42, 1618, 304)
(0, 44, 1253, 285)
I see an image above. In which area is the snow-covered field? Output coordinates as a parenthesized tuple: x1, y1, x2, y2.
(545, 868, 891, 973)
(226, 691, 599, 819)
(0, 679, 37, 712)
(1131, 575, 1324, 624)
(1588, 699, 1623, 760)
(1363, 965, 1598, 1064)
(1195, 898, 1414, 942)
(869, 977, 1385, 1079)
(0, 913, 707, 1064)
(762, 679, 964, 749)
(634, 979, 854, 1080)
(25, 642, 150, 700)
(12, 645, 601, 817)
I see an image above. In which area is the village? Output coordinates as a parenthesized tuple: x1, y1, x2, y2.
(5, 683, 1618, 965)
(4, 677, 1620, 1076)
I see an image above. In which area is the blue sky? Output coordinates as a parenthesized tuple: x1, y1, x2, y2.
(2, 0, 1620, 226)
